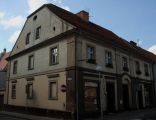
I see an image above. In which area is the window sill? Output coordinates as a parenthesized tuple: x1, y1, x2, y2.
(136, 71, 142, 75)
(86, 59, 96, 64)
(48, 98, 58, 100)
(27, 97, 33, 100)
(28, 68, 34, 71)
(50, 63, 59, 66)
(105, 64, 113, 68)
(145, 73, 149, 77)
(123, 67, 129, 72)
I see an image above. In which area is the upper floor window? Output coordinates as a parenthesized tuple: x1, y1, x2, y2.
(26, 83, 33, 99)
(122, 57, 129, 72)
(105, 51, 113, 68)
(144, 63, 149, 76)
(13, 61, 18, 74)
(28, 55, 34, 70)
(35, 26, 41, 39)
(26, 32, 31, 45)
(135, 61, 141, 75)
(50, 47, 58, 65)
(87, 45, 95, 64)
(11, 84, 16, 99)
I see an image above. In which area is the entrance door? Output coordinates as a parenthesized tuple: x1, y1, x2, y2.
(106, 82, 115, 112)
(0, 95, 4, 110)
(84, 82, 100, 112)
(138, 90, 143, 109)
(122, 84, 129, 110)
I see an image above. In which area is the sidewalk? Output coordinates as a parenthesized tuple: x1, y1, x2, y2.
(0, 110, 63, 120)
(1, 108, 156, 120)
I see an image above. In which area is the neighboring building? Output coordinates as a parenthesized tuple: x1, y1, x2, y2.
(0, 49, 10, 108)
(5, 4, 156, 118)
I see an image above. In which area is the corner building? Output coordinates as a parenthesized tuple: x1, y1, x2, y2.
(5, 4, 156, 118)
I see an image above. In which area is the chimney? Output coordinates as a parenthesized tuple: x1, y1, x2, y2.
(76, 10, 89, 22)
(0, 48, 6, 60)
(130, 41, 137, 46)
(3, 48, 6, 53)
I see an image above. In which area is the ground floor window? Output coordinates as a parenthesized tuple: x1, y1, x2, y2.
(84, 82, 99, 111)
(26, 83, 33, 99)
(144, 85, 151, 107)
(49, 81, 57, 99)
(11, 84, 16, 99)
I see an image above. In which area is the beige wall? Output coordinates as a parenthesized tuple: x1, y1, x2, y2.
(8, 71, 66, 111)
(77, 36, 153, 80)
(10, 39, 67, 78)
(11, 7, 74, 56)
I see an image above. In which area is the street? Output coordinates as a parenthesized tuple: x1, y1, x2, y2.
(1, 108, 156, 120)
(0, 114, 26, 120)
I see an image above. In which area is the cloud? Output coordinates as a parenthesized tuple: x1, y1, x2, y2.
(28, 0, 49, 13)
(0, 16, 25, 29)
(148, 45, 156, 55)
(9, 30, 21, 44)
(61, 6, 70, 11)
(27, 0, 70, 13)
(0, 11, 5, 18)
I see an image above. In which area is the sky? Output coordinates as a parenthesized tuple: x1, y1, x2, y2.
(0, 0, 156, 54)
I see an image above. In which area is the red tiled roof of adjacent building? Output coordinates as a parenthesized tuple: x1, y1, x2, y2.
(0, 52, 10, 71)
(27, 4, 156, 62)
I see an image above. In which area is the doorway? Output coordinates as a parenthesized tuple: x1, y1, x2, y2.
(106, 82, 115, 112)
(84, 82, 100, 112)
(138, 90, 143, 109)
(122, 84, 129, 110)
(0, 95, 4, 110)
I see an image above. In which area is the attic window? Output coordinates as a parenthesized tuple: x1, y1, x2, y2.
(53, 26, 56, 31)
(33, 15, 37, 21)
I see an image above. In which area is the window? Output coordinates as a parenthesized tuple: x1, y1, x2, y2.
(49, 81, 57, 99)
(28, 55, 34, 70)
(122, 57, 129, 71)
(26, 32, 31, 45)
(11, 84, 16, 99)
(13, 61, 17, 74)
(35, 26, 41, 39)
(26, 83, 33, 99)
(105, 51, 113, 68)
(33, 15, 37, 21)
(136, 61, 141, 75)
(87, 45, 95, 64)
(144, 64, 149, 76)
(50, 47, 58, 65)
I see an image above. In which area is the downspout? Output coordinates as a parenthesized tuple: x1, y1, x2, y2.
(152, 62, 156, 107)
(7, 61, 11, 105)
(75, 31, 79, 120)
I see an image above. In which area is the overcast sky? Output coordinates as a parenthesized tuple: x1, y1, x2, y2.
(0, 0, 156, 54)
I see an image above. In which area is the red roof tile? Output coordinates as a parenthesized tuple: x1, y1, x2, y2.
(43, 4, 156, 62)
(0, 52, 10, 71)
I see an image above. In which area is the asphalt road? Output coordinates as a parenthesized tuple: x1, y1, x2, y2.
(0, 114, 27, 120)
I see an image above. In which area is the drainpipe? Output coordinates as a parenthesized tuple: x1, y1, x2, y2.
(152, 62, 156, 107)
(7, 61, 11, 106)
(75, 32, 79, 120)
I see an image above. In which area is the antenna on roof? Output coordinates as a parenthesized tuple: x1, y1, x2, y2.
(137, 39, 142, 47)
(85, 8, 93, 19)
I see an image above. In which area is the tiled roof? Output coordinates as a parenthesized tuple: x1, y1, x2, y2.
(39, 4, 156, 62)
(0, 52, 10, 71)
(27, 4, 156, 62)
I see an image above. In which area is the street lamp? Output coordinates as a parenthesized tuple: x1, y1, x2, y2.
(96, 65, 104, 120)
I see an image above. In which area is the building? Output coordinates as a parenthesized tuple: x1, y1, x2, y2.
(5, 3, 156, 118)
(0, 49, 10, 109)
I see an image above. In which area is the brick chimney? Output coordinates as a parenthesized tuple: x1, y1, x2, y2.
(76, 10, 89, 22)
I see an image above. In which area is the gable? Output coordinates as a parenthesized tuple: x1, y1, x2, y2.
(10, 6, 74, 57)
